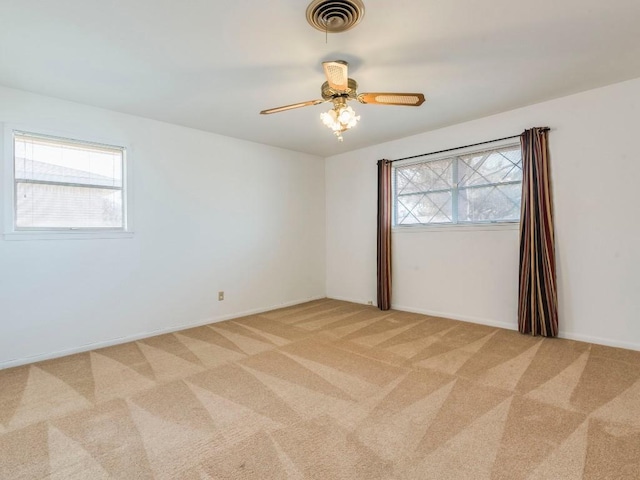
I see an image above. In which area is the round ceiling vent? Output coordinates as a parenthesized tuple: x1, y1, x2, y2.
(306, 0, 365, 33)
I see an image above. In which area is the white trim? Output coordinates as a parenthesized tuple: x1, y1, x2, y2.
(1, 123, 12, 235)
(4, 295, 637, 369)
(393, 222, 519, 234)
(2, 123, 134, 240)
(391, 303, 518, 331)
(326, 295, 375, 306)
(327, 296, 518, 330)
(3, 231, 135, 241)
(557, 331, 640, 352)
(395, 304, 639, 351)
(0, 295, 326, 370)
(329, 296, 640, 352)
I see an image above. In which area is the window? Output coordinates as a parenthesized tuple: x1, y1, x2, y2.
(393, 142, 522, 226)
(8, 130, 128, 234)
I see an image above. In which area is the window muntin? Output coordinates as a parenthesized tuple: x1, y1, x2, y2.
(394, 143, 522, 226)
(13, 132, 126, 231)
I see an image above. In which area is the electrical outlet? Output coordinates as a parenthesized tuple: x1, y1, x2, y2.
(218, 291, 224, 301)
(367, 300, 373, 305)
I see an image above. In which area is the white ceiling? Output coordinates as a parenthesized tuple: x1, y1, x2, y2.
(1, 0, 639, 157)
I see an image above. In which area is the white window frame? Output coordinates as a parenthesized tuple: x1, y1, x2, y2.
(392, 138, 522, 232)
(2, 124, 134, 240)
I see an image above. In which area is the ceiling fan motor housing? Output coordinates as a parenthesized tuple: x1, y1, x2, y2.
(321, 78, 359, 100)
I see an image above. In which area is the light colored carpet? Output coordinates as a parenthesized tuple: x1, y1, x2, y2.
(1, 299, 639, 479)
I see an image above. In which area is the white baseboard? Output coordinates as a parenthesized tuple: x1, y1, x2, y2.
(557, 331, 640, 352)
(388, 303, 518, 331)
(328, 296, 640, 352)
(325, 295, 375, 307)
(327, 296, 517, 330)
(6, 295, 636, 369)
(0, 295, 326, 370)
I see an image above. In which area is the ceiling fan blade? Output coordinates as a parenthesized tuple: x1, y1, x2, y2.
(357, 92, 426, 106)
(323, 60, 349, 91)
(260, 99, 326, 115)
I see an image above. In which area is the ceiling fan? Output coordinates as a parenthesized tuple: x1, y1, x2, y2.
(260, 60, 426, 141)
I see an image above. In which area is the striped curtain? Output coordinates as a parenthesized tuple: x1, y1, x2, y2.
(518, 128, 558, 336)
(377, 159, 392, 310)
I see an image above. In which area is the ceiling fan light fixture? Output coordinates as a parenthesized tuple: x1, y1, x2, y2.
(320, 103, 360, 141)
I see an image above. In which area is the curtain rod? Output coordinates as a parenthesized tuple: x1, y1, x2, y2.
(389, 127, 550, 163)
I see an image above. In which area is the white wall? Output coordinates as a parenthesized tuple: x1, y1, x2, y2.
(2, 76, 639, 367)
(0, 86, 326, 367)
(326, 77, 640, 351)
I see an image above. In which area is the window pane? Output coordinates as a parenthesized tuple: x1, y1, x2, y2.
(395, 158, 453, 194)
(16, 182, 123, 229)
(397, 191, 453, 225)
(393, 142, 522, 227)
(13, 132, 125, 230)
(457, 146, 521, 187)
(14, 133, 122, 188)
(458, 184, 521, 223)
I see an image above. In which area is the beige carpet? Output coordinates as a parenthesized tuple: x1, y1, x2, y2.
(1, 299, 639, 479)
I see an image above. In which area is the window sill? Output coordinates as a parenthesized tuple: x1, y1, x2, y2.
(3, 231, 135, 241)
(392, 222, 519, 234)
